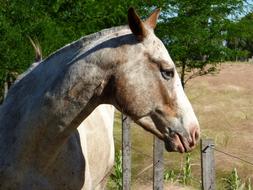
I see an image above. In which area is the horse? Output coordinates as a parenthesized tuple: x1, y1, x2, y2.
(15, 38, 116, 189)
(78, 105, 115, 189)
(0, 7, 200, 189)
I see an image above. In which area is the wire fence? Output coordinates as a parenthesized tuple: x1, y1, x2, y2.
(212, 147, 253, 166)
(114, 137, 201, 186)
(113, 132, 253, 190)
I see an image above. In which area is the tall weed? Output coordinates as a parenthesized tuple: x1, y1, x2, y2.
(110, 150, 122, 189)
(223, 168, 252, 190)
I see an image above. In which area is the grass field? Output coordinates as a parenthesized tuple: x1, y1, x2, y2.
(110, 62, 253, 189)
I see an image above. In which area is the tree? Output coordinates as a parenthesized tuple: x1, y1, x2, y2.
(226, 12, 253, 60)
(0, 0, 250, 102)
(156, 0, 247, 87)
(0, 0, 151, 102)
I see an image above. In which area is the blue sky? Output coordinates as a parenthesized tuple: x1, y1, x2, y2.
(228, 0, 253, 20)
(244, 0, 253, 15)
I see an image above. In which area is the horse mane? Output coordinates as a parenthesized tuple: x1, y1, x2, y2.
(13, 25, 128, 85)
(14, 37, 43, 84)
(28, 36, 42, 62)
(43, 25, 128, 64)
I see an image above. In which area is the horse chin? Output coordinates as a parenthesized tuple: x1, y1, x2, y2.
(164, 138, 180, 152)
(164, 133, 191, 153)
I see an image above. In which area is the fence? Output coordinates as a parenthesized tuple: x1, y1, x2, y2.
(121, 115, 165, 190)
(119, 115, 253, 190)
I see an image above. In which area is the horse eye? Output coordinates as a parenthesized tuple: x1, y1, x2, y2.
(160, 68, 174, 80)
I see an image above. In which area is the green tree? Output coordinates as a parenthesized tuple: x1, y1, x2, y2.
(0, 0, 250, 101)
(156, 0, 247, 87)
(227, 12, 253, 60)
(0, 0, 150, 102)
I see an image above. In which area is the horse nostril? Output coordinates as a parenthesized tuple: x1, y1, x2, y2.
(189, 127, 200, 148)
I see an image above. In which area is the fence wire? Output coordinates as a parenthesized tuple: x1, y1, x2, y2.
(212, 147, 253, 166)
(114, 137, 201, 185)
(114, 134, 253, 189)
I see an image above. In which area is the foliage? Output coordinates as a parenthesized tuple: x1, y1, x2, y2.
(223, 168, 252, 190)
(0, 0, 252, 100)
(224, 168, 243, 190)
(164, 155, 252, 190)
(164, 169, 176, 182)
(156, 0, 249, 87)
(164, 153, 194, 186)
(0, 0, 152, 102)
(226, 12, 253, 60)
(180, 153, 192, 185)
(109, 150, 122, 190)
(247, 178, 252, 190)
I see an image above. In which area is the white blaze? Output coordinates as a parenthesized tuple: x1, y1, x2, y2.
(174, 71, 199, 134)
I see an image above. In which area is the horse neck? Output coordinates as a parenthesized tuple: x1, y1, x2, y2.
(0, 27, 129, 171)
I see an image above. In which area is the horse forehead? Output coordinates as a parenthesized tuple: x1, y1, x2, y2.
(144, 36, 174, 66)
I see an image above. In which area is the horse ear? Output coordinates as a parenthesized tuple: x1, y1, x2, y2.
(145, 8, 161, 30)
(128, 7, 147, 41)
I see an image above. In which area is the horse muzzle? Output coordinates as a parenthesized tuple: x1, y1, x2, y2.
(164, 126, 200, 153)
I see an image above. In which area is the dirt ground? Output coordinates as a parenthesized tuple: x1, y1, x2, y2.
(186, 63, 253, 183)
(132, 182, 194, 190)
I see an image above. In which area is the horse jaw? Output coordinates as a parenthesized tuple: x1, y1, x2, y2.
(135, 116, 164, 140)
(135, 116, 189, 153)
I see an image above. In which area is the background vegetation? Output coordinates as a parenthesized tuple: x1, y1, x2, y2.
(0, 0, 253, 100)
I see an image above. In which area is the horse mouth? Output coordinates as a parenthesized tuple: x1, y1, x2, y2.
(164, 132, 191, 153)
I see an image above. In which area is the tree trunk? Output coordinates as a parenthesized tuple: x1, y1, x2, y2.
(180, 61, 186, 89)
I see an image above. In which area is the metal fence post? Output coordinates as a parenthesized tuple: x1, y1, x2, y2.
(122, 114, 131, 190)
(201, 139, 215, 190)
(153, 136, 164, 190)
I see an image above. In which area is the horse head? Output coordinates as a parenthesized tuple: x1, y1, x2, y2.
(103, 8, 200, 153)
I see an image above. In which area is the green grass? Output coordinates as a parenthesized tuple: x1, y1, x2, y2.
(108, 150, 123, 190)
(222, 168, 252, 190)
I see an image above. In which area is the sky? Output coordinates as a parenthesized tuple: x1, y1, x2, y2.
(226, 0, 253, 20)
(243, 0, 253, 15)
